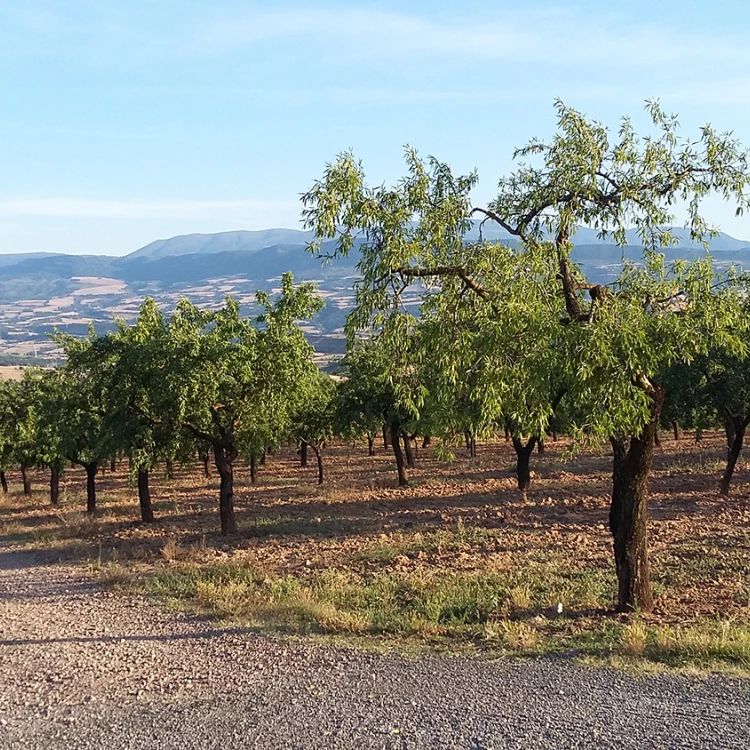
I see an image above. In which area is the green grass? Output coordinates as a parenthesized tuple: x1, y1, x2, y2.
(131, 554, 750, 675)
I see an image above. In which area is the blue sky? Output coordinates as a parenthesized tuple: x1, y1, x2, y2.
(2, 0, 750, 255)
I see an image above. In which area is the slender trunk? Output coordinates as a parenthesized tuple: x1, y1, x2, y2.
(85, 462, 98, 513)
(312, 445, 324, 484)
(213, 447, 237, 536)
(260, 449, 266, 466)
(609, 385, 664, 613)
(21, 466, 31, 498)
(724, 417, 736, 459)
(367, 434, 375, 456)
(110, 457, 117, 473)
(512, 437, 537, 492)
(137, 468, 154, 522)
(390, 421, 408, 486)
(199, 451, 211, 479)
(537, 439, 545, 455)
(165, 459, 174, 479)
(720, 417, 746, 496)
(402, 431, 416, 468)
(50, 466, 60, 506)
(0, 470, 7, 494)
(672, 420, 680, 441)
(300, 441, 308, 467)
(654, 430, 661, 448)
(695, 428, 703, 443)
(552, 430, 558, 442)
(383, 424, 391, 450)
(422, 435, 431, 449)
(250, 453, 258, 484)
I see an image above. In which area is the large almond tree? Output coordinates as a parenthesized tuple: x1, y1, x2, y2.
(302, 101, 750, 611)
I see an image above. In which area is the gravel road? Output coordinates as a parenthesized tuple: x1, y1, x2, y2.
(0, 548, 748, 749)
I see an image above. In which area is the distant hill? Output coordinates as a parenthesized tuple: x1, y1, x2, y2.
(127, 229, 316, 261)
(0, 225, 749, 362)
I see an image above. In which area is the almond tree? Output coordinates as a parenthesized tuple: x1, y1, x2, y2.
(130, 273, 322, 535)
(302, 101, 750, 611)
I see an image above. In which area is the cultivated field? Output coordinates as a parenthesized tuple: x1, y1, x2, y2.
(2, 432, 749, 675)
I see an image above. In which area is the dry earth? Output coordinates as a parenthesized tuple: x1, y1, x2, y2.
(1, 548, 749, 749)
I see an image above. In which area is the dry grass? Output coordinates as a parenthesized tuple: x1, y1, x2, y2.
(1, 433, 749, 673)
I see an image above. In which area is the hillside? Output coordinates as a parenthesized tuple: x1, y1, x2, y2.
(0, 227, 748, 363)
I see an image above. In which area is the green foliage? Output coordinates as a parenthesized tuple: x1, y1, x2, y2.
(302, 101, 750, 444)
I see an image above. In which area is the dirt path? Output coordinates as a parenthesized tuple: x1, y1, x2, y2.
(0, 548, 748, 749)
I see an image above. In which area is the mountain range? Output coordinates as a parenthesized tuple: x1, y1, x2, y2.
(0, 226, 749, 364)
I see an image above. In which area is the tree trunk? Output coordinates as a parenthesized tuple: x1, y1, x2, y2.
(724, 417, 736, 458)
(383, 424, 391, 450)
(537, 439, 545, 455)
(214, 447, 237, 536)
(300, 441, 308, 467)
(504, 424, 510, 442)
(21, 466, 32, 498)
(672, 420, 680, 441)
(250, 453, 258, 484)
(200, 451, 211, 479)
(552, 430, 558, 442)
(0, 470, 7, 494)
(720, 416, 747, 496)
(165, 459, 174, 479)
(137, 468, 154, 522)
(402, 431, 416, 468)
(654, 430, 661, 447)
(85, 462, 98, 513)
(367, 434, 375, 456)
(110, 457, 117, 473)
(695, 428, 703, 443)
(260, 449, 266, 466)
(50, 466, 60, 506)
(422, 435, 431, 449)
(512, 437, 537, 492)
(312, 444, 324, 484)
(609, 386, 664, 613)
(390, 421, 408, 486)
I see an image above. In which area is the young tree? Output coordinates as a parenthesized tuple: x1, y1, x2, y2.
(130, 274, 322, 535)
(293, 372, 337, 484)
(302, 101, 750, 611)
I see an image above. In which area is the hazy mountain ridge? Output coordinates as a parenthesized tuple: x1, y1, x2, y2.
(0, 227, 749, 362)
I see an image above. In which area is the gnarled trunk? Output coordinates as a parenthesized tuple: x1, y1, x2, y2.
(609, 385, 664, 613)
(85, 462, 98, 513)
(213, 446, 237, 536)
(390, 421, 408, 486)
(720, 415, 748, 497)
(50, 466, 60, 506)
(250, 453, 258, 484)
(138, 468, 154, 522)
(402, 431, 416, 468)
(512, 436, 537, 493)
(199, 451, 211, 479)
(21, 466, 32, 498)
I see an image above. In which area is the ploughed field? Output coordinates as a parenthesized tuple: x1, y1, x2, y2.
(1, 432, 749, 674)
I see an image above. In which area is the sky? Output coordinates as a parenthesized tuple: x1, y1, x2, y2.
(2, 0, 750, 256)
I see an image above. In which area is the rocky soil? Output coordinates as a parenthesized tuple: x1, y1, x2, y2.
(0, 548, 748, 749)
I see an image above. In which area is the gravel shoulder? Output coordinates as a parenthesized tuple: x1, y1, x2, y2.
(0, 548, 748, 749)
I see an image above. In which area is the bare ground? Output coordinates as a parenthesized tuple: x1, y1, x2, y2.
(0, 547, 749, 747)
